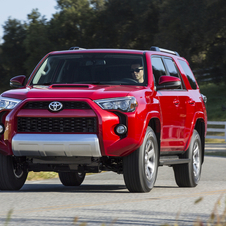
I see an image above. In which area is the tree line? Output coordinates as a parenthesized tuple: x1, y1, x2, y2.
(0, 0, 225, 92)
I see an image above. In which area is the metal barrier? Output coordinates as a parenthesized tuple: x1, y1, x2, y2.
(206, 121, 226, 141)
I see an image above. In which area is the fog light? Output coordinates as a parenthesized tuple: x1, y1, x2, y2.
(0, 124, 4, 134)
(115, 124, 127, 135)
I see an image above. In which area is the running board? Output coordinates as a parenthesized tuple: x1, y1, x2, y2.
(159, 156, 191, 166)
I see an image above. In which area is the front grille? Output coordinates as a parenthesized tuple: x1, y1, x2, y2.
(17, 117, 97, 133)
(23, 101, 91, 110)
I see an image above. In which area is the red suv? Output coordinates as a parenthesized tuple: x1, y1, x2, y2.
(0, 46, 207, 192)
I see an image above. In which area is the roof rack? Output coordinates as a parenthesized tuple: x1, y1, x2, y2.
(69, 47, 86, 50)
(150, 46, 180, 56)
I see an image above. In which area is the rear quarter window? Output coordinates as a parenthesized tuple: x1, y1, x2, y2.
(178, 60, 197, 89)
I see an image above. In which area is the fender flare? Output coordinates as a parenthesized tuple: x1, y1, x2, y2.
(184, 111, 206, 161)
(138, 110, 161, 149)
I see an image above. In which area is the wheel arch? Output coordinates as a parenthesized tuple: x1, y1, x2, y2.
(194, 118, 205, 164)
(148, 118, 161, 155)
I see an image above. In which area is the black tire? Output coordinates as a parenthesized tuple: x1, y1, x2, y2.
(123, 126, 159, 192)
(173, 129, 202, 187)
(0, 154, 28, 190)
(59, 171, 86, 186)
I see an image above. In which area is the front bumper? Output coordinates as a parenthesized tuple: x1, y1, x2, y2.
(1, 97, 145, 157)
(12, 134, 101, 157)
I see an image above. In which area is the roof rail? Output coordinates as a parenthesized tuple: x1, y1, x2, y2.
(69, 47, 86, 50)
(150, 46, 180, 56)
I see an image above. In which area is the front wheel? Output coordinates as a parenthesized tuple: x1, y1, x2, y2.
(59, 171, 86, 186)
(123, 126, 159, 192)
(0, 154, 28, 190)
(173, 129, 202, 187)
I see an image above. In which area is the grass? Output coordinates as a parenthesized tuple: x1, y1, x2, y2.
(27, 172, 94, 181)
(205, 152, 226, 157)
(199, 83, 226, 121)
(195, 196, 226, 226)
(4, 209, 13, 226)
(161, 196, 226, 226)
(206, 139, 226, 143)
(27, 172, 58, 181)
(199, 196, 226, 226)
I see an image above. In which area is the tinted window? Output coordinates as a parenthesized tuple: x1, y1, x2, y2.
(178, 60, 197, 89)
(164, 58, 180, 78)
(151, 57, 167, 85)
(31, 54, 146, 86)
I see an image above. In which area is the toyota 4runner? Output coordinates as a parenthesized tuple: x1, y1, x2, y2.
(0, 46, 207, 192)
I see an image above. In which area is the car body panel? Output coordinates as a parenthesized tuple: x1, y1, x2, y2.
(0, 48, 207, 159)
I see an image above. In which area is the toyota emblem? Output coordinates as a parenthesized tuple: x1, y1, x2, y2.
(49, 101, 63, 112)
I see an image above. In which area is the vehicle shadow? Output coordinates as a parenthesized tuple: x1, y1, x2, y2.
(0, 183, 178, 193)
(1, 183, 128, 193)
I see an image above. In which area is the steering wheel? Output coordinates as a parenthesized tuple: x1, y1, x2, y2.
(121, 78, 138, 83)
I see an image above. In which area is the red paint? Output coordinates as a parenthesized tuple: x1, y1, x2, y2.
(158, 75, 180, 85)
(0, 49, 207, 157)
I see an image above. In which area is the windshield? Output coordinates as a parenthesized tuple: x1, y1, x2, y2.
(31, 53, 146, 86)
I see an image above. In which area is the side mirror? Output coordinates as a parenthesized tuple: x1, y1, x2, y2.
(201, 94, 207, 104)
(10, 75, 26, 88)
(157, 75, 181, 90)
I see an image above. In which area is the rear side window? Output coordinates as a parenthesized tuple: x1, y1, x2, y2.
(151, 57, 167, 85)
(164, 58, 180, 78)
(178, 60, 197, 89)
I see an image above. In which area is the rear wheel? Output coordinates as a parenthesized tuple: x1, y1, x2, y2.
(59, 171, 86, 186)
(173, 129, 202, 187)
(0, 154, 28, 190)
(123, 126, 159, 192)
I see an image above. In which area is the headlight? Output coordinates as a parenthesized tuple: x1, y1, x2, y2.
(94, 97, 138, 112)
(0, 96, 22, 110)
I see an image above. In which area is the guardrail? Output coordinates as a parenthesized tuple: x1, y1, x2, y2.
(206, 121, 226, 141)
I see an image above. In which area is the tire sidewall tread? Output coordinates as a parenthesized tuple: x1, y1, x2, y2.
(123, 126, 159, 192)
(0, 154, 27, 190)
(173, 129, 202, 187)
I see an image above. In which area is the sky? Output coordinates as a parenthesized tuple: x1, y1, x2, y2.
(0, 0, 58, 43)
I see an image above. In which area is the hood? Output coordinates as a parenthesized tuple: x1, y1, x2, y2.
(1, 84, 146, 100)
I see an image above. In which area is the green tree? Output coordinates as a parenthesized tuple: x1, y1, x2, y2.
(154, 0, 207, 62)
(154, 0, 226, 85)
(1, 18, 27, 81)
(90, 0, 105, 11)
(48, 0, 93, 49)
(0, 46, 9, 93)
(23, 9, 54, 75)
(91, 0, 159, 49)
(203, 0, 226, 84)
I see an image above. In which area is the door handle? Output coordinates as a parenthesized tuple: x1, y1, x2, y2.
(173, 100, 180, 105)
(188, 99, 195, 105)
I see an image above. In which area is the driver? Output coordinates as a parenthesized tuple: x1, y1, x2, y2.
(131, 63, 144, 83)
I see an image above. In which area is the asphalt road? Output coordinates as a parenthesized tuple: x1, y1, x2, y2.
(0, 156, 226, 226)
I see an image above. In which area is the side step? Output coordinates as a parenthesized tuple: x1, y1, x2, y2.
(159, 155, 191, 166)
